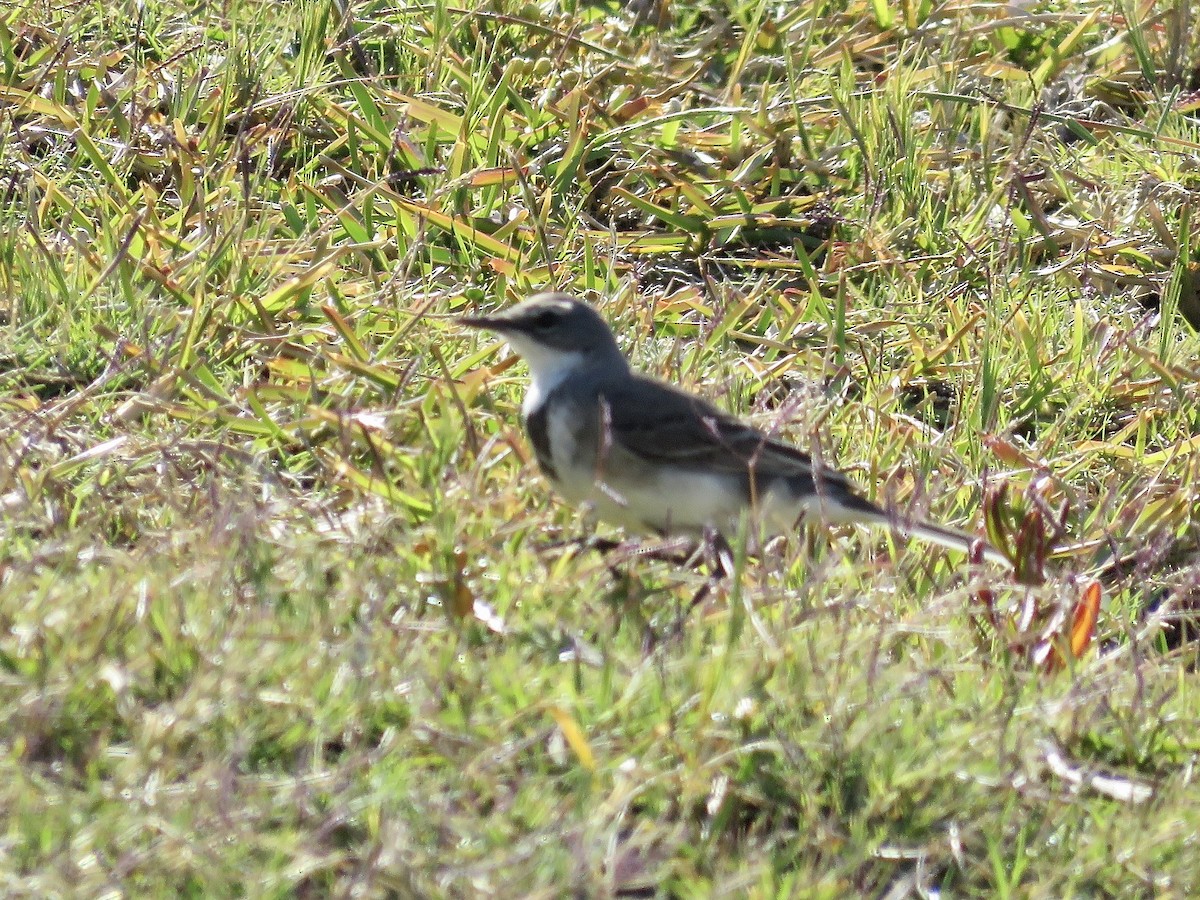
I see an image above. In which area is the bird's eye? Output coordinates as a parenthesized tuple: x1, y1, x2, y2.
(530, 311, 557, 330)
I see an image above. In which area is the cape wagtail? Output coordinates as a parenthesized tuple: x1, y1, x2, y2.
(460, 292, 1008, 566)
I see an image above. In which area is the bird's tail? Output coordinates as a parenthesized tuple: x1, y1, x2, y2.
(812, 490, 1011, 568)
(893, 517, 1011, 568)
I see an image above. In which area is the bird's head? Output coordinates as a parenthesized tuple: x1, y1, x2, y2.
(459, 293, 628, 380)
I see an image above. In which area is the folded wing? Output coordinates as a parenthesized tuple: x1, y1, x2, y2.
(601, 375, 861, 494)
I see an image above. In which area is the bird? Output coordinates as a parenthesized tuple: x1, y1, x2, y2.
(459, 292, 1009, 567)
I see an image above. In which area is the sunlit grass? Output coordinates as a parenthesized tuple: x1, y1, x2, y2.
(2, 0, 1200, 894)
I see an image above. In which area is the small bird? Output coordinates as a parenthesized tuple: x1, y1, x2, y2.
(460, 292, 1008, 566)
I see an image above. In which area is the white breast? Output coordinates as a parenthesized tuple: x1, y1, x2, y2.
(598, 467, 750, 534)
(501, 333, 584, 418)
(543, 410, 752, 534)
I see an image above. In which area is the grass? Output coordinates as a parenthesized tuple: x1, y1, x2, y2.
(3, 0, 1200, 894)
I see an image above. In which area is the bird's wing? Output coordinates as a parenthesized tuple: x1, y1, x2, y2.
(600, 374, 857, 492)
(589, 376, 1004, 562)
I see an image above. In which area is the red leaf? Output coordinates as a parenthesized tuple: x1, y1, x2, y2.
(1044, 581, 1102, 673)
(1069, 581, 1102, 659)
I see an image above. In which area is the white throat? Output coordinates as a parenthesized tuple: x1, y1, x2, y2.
(503, 332, 586, 416)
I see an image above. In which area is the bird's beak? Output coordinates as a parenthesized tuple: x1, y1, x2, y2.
(459, 312, 531, 336)
(457, 314, 506, 331)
